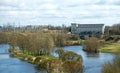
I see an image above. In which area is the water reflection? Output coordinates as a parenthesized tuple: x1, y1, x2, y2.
(85, 52, 100, 57)
(0, 54, 10, 59)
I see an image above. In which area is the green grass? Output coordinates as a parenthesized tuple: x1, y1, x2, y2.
(39, 55, 57, 59)
(67, 39, 85, 45)
(99, 42, 120, 53)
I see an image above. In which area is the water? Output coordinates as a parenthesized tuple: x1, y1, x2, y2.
(0, 44, 40, 73)
(0, 44, 116, 73)
(53, 46, 115, 73)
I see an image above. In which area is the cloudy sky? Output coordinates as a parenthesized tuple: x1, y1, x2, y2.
(0, 0, 120, 26)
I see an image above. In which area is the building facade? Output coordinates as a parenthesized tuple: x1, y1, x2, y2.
(71, 23, 104, 38)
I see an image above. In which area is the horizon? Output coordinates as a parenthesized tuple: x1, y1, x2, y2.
(0, 0, 120, 26)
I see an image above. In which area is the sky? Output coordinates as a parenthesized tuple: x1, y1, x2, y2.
(0, 0, 120, 26)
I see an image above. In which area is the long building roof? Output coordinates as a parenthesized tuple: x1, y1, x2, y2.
(71, 23, 104, 28)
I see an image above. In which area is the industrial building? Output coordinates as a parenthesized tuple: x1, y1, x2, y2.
(71, 23, 104, 39)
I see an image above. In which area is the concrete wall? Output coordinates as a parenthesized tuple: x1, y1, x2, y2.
(71, 23, 104, 38)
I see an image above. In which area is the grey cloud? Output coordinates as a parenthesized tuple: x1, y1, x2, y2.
(0, 3, 18, 8)
(95, 0, 120, 5)
(0, 0, 120, 26)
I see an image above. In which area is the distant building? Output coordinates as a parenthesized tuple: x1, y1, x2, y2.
(71, 23, 104, 38)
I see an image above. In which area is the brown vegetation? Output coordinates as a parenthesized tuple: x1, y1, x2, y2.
(55, 48, 83, 73)
(0, 32, 8, 44)
(102, 56, 120, 73)
(62, 60, 83, 73)
(7, 32, 55, 56)
(83, 37, 100, 53)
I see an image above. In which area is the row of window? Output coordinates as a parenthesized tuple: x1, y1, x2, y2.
(76, 28, 102, 31)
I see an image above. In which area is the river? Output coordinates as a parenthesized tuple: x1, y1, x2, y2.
(0, 44, 41, 73)
(0, 44, 116, 73)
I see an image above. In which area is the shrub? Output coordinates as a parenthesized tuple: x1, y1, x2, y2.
(62, 60, 83, 73)
(55, 48, 83, 62)
(61, 51, 82, 63)
(37, 58, 61, 73)
(55, 49, 83, 73)
(83, 37, 100, 53)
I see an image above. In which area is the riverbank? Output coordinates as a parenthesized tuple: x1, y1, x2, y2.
(99, 42, 120, 53)
(9, 48, 63, 73)
(7, 45, 118, 73)
(9, 48, 56, 63)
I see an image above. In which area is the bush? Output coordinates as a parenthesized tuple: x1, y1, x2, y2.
(83, 37, 100, 53)
(61, 51, 82, 62)
(36, 58, 61, 73)
(55, 48, 83, 73)
(55, 48, 83, 62)
(62, 60, 83, 73)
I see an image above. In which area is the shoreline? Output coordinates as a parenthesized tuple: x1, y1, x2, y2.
(8, 46, 83, 73)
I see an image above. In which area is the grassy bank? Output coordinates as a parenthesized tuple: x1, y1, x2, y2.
(99, 42, 120, 53)
(9, 48, 56, 63)
(66, 40, 84, 46)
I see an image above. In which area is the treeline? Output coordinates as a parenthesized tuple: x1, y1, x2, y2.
(110, 23, 120, 35)
(0, 31, 79, 56)
(0, 24, 71, 32)
(104, 23, 120, 35)
(104, 23, 120, 41)
(9, 32, 55, 56)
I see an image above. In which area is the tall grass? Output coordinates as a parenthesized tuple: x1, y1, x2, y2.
(102, 56, 120, 73)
